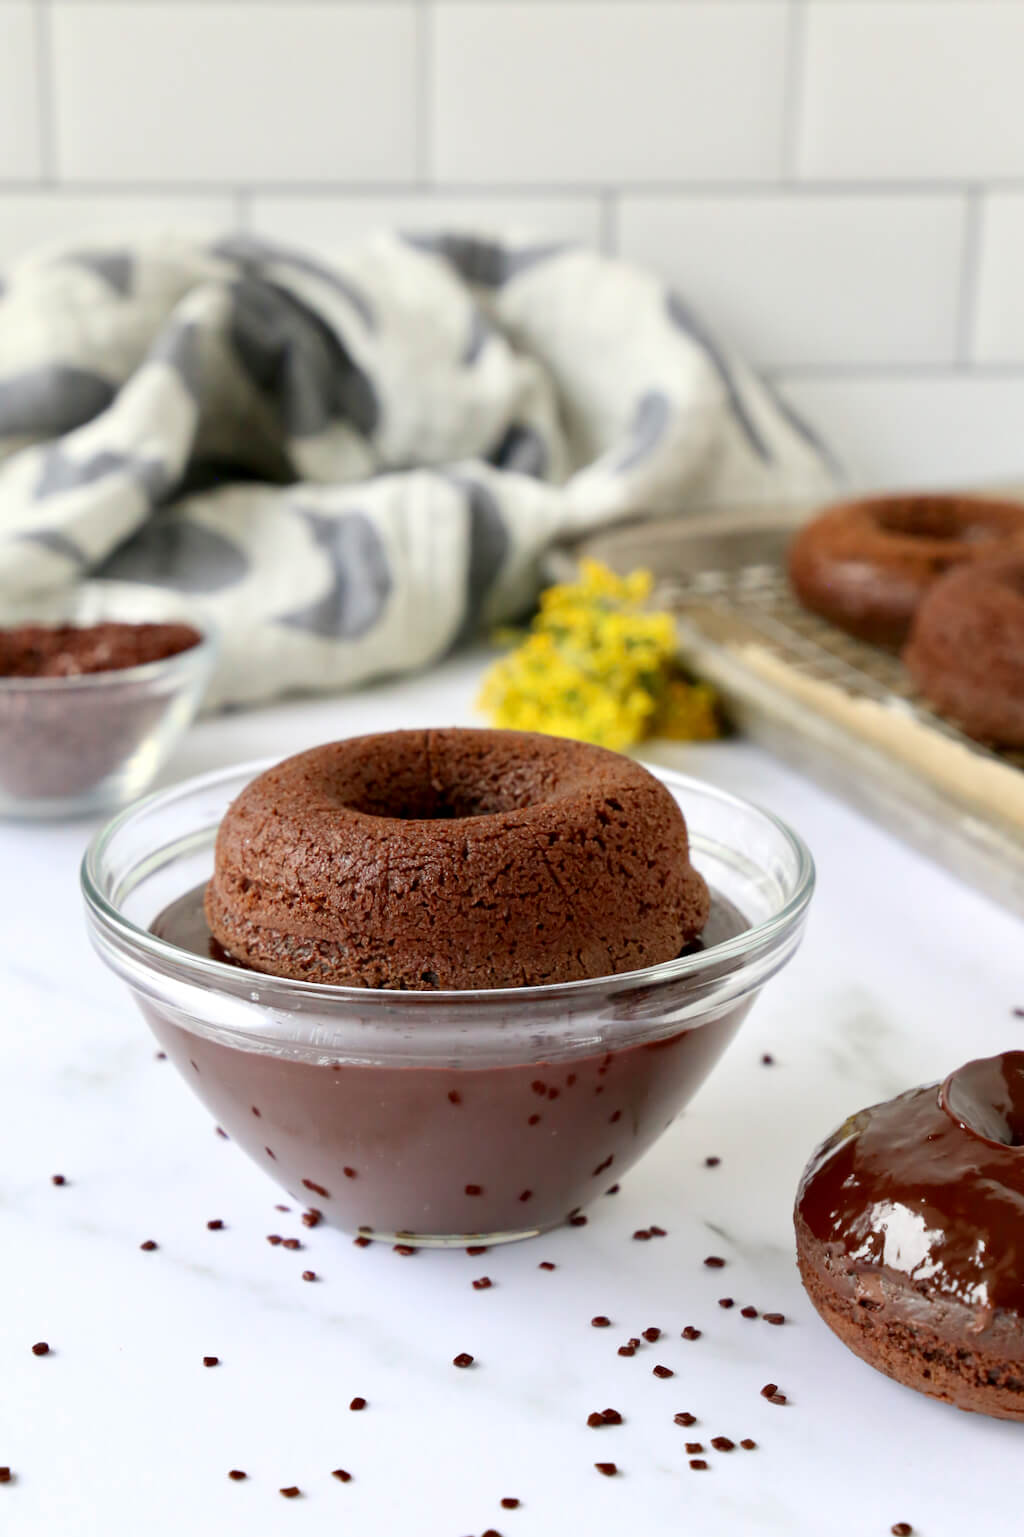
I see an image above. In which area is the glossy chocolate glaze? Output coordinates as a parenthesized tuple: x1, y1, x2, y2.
(148, 884, 749, 1240)
(797, 1052, 1024, 1319)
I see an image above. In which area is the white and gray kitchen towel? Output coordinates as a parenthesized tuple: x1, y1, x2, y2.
(0, 230, 836, 707)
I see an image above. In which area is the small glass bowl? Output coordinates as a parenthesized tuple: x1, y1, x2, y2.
(82, 759, 814, 1245)
(0, 582, 216, 820)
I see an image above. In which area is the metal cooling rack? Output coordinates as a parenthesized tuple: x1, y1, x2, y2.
(564, 515, 1024, 919)
(662, 561, 1024, 775)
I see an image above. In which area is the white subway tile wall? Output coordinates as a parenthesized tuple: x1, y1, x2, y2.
(1, 0, 1022, 489)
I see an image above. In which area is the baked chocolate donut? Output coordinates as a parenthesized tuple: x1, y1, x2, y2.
(788, 494, 1024, 647)
(903, 555, 1024, 747)
(795, 1052, 1024, 1420)
(205, 728, 710, 989)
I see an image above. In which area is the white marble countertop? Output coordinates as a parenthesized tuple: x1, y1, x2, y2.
(2, 653, 1021, 1537)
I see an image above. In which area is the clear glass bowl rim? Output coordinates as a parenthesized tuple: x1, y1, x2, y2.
(0, 622, 218, 692)
(81, 754, 816, 1008)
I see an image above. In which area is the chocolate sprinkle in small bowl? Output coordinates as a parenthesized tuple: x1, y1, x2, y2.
(0, 584, 215, 820)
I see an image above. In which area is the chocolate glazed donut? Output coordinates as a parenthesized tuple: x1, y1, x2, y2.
(788, 493, 1024, 647)
(904, 555, 1024, 747)
(205, 728, 711, 989)
(795, 1052, 1024, 1420)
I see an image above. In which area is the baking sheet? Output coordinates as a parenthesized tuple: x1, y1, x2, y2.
(565, 514, 1024, 920)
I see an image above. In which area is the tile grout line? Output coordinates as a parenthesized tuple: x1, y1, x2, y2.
(416, 1, 432, 186)
(34, 0, 57, 186)
(767, 361, 1024, 383)
(0, 178, 1022, 200)
(955, 186, 983, 369)
(781, 0, 807, 182)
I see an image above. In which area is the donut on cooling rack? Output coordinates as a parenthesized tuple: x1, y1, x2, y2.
(205, 728, 711, 988)
(796, 1051, 1024, 1421)
(787, 493, 1024, 647)
(903, 555, 1024, 748)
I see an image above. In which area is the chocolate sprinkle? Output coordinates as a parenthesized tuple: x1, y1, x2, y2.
(332, 1469, 352, 1483)
(891, 1526, 913, 1536)
(741, 1306, 758, 1319)
(538, 1261, 556, 1270)
(711, 1436, 735, 1452)
(453, 1353, 475, 1368)
(472, 1277, 493, 1290)
(215, 1127, 228, 1139)
(681, 1327, 701, 1341)
(591, 1316, 611, 1328)
(569, 1214, 588, 1227)
(605, 1183, 620, 1195)
(617, 1345, 635, 1357)
(685, 1442, 703, 1454)
(467, 1245, 489, 1256)
(31, 1343, 49, 1357)
(762, 1053, 775, 1065)
(267, 1234, 282, 1246)
(283, 1238, 302, 1251)
(301, 1209, 322, 1228)
(0, 1470, 11, 1484)
(649, 1225, 667, 1237)
(704, 1255, 725, 1268)
(393, 1244, 416, 1256)
(704, 1156, 720, 1168)
(653, 1364, 674, 1378)
(642, 1327, 661, 1342)
(500, 1498, 520, 1509)
(632, 1229, 651, 1241)
(279, 1487, 301, 1498)
(350, 1397, 367, 1411)
(594, 1463, 618, 1477)
(465, 1184, 483, 1196)
(674, 1413, 697, 1427)
(600, 1409, 622, 1425)
(155, 1051, 167, 1060)
(587, 1412, 604, 1428)
(760, 1383, 778, 1398)
(718, 1298, 734, 1309)
(301, 1270, 317, 1282)
(228, 1470, 247, 1481)
(203, 1356, 219, 1368)
(689, 1459, 708, 1471)
(763, 1312, 786, 1326)
(206, 1219, 224, 1231)
(740, 1439, 757, 1450)
(353, 1236, 371, 1248)
(51, 1174, 66, 1186)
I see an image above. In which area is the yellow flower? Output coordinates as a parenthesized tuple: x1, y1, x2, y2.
(478, 560, 720, 749)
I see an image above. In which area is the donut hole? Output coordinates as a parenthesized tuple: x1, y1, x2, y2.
(874, 497, 1010, 547)
(941, 1052, 1024, 1148)
(341, 781, 510, 821)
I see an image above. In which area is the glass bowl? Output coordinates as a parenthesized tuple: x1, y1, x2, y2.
(0, 582, 216, 820)
(82, 758, 814, 1246)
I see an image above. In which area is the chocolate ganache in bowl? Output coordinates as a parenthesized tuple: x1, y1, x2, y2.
(83, 733, 813, 1245)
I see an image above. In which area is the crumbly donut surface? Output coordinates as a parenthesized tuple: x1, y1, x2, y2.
(206, 728, 710, 989)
